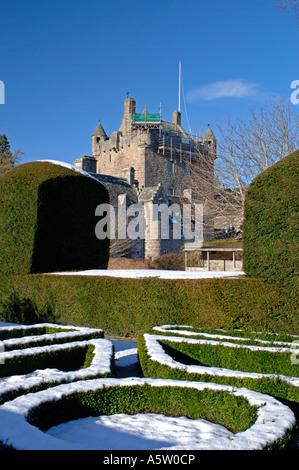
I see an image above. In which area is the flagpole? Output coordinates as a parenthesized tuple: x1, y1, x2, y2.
(178, 61, 181, 112)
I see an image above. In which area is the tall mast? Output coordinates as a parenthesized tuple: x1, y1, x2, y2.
(178, 61, 181, 112)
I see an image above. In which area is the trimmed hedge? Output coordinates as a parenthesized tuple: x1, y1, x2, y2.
(0, 323, 103, 349)
(0, 343, 92, 378)
(137, 326, 299, 403)
(0, 273, 297, 337)
(0, 324, 113, 404)
(243, 149, 299, 287)
(26, 383, 257, 435)
(0, 162, 110, 275)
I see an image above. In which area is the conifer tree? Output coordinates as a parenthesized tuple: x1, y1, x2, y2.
(0, 134, 21, 174)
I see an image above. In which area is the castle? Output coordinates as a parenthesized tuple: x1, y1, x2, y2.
(74, 96, 217, 259)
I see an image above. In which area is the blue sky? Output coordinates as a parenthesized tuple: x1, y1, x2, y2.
(0, 0, 298, 165)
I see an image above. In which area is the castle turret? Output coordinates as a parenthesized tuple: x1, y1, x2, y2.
(93, 121, 108, 141)
(203, 126, 217, 158)
(92, 121, 108, 157)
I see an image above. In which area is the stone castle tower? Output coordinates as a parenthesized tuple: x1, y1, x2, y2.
(74, 96, 217, 259)
(89, 96, 216, 197)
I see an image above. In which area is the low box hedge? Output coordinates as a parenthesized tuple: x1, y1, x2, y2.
(137, 326, 299, 404)
(0, 337, 114, 404)
(27, 382, 257, 435)
(1, 377, 294, 450)
(0, 322, 103, 351)
(0, 342, 92, 377)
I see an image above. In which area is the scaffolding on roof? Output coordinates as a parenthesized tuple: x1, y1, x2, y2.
(131, 109, 161, 130)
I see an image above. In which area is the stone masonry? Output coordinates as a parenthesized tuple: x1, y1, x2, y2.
(74, 96, 217, 259)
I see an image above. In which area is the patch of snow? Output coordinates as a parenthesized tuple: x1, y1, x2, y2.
(36, 160, 100, 182)
(49, 269, 245, 279)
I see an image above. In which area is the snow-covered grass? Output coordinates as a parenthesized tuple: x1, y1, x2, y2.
(0, 322, 297, 450)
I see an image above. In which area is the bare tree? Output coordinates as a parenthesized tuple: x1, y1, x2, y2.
(109, 224, 139, 258)
(186, 95, 299, 237)
(275, 0, 298, 19)
(108, 203, 141, 258)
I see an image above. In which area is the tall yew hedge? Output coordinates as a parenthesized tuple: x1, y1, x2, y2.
(0, 162, 110, 275)
(243, 150, 299, 288)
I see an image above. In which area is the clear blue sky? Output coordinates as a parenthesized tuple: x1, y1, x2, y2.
(0, 0, 298, 165)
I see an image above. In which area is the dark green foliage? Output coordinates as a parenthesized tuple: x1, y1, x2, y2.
(0, 161, 110, 275)
(2, 290, 55, 325)
(0, 134, 18, 175)
(26, 384, 257, 434)
(0, 273, 297, 335)
(160, 339, 299, 377)
(0, 134, 10, 154)
(243, 150, 299, 287)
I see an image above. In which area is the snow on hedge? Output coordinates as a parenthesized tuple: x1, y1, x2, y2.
(143, 325, 299, 386)
(0, 377, 295, 450)
(152, 324, 299, 348)
(0, 323, 103, 350)
(0, 322, 297, 450)
(0, 339, 113, 400)
(0, 323, 113, 402)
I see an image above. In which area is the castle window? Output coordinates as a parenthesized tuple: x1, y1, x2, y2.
(167, 161, 173, 173)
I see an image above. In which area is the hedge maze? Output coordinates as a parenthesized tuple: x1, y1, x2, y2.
(0, 323, 298, 450)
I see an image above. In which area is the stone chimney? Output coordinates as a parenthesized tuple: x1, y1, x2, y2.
(172, 110, 181, 126)
(122, 166, 135, 186)
(120, 97, 136, 135)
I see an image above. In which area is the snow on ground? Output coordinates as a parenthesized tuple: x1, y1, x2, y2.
(45, 409, 235, 450)
(50, 269, 245, 279)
